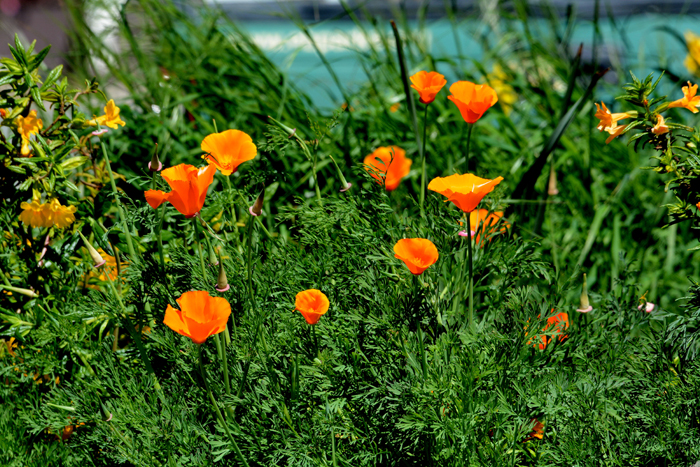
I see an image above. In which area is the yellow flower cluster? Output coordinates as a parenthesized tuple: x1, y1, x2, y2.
(19, 199, 77, 229)
(15, 110, 43, 156)
(685, 31, 700, 76)
(87, 99, 126, 129)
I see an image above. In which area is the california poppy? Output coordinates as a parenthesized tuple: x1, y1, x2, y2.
(524, 418, 544, 441)
(87, 99, 126, 129)
(201, 129, 257, 175)
(163, 290, 231, 344)
(363, 146, 412, 191)
(294, 289, 329, 325)
(525, 309, 569, 350)
(393, 238, 439, 275)
(459, 209, 509, 244)
(145, 164, 216, 218)
(448, 81, 498, 123)
(410, 71, 447, 105)
(428, 173, 503, 213)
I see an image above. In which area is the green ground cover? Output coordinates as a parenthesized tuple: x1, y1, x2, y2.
(1, 0, 700, 465)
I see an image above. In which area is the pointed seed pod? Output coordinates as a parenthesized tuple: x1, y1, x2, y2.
(249, 188, 265, 217)
(78, 231, 106, 268)
(148, 143, 162, 172)
(577, 273, 592, 313)
(215, 252, 229, 292)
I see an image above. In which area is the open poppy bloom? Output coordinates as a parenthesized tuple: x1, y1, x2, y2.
(448, 81, 498, 123)
(145, 164, 216, 218)
(294, 289, 330, 325)
(201, 129, 257, 175)
(668, 81, 700, 113)
(459, 209, 509, 244)
(410, 71, 447, 104)
(363, 146, 412, 191)
(163, 290, 231, 344)
(428, 173, 504, 212)
(393, 238, 439, 275)
(16, 110, 43, 156)
(87, 99, 126, 129)
(525, 310, 569, 350)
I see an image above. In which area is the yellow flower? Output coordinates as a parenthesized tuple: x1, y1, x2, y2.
(651, 114, 669, 135)
(594, 102, 632, 132)
(604, 124, 628, 144)
(684, 31, 700, 76)
(88, 99, 126, 129)
(15, 110, 43, 156)
(19, 199, 77, 229)
(487, 65, 517, 115)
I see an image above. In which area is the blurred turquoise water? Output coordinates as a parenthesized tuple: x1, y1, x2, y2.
(237, 14, 699, 109)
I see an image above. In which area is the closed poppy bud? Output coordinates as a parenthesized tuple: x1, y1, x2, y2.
(215, 254, 229, 293)
(393, 238, 439, 275)
(294, 289, 329, 325)
(577, 273, 592, 313)
(249, 189, 265, 217)
(149, 143, 162, 172)
(410, 70, 447, 105)
(428, 173, 503, 213)
(78, 231, 106, 268)
(448, 81, 498, 123)
(163, 290, 231, 344)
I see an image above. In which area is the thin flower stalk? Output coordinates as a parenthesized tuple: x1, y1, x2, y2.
(420, 104, 429, 212)
(99, 135, 138, 262)
(466, 212, 475, 332)
(197, 345, 250, 467)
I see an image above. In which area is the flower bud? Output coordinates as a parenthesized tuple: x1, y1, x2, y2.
(329, 155, 352, 193)
(577, 273, 592, 313)
(547, 163, 559, 196)
(215, 253, 229, 292)
(148, 143, 162, 172)
(78, 231, 106, 268)
(1, 284, 38, 298)
(208, 242, 219, 266)
(249, 189, 265, 217)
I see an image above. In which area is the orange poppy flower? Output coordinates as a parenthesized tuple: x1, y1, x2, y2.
(448, 81, 498, 123)
(428, 173, 504, 212)
(163, 290, 231, 344)
(410, 71, 447, 104)
(145, 164, 216, 218)
(668, 81, 700, 113)
(525, 310, 569, 350)
(363, 146, 412, 191)
(393, 238, 439, 275)
(524, 418, 544, 441)
(459, 209, 510, 244)
(294, 289, 330, 325)
(201, 129, 257, 175)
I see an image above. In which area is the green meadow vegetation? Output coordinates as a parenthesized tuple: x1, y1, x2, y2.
(2, 0, 700, 465)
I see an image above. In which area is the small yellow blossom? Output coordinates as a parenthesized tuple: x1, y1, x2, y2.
(668, 81, 700, 113)
(19, 199, 77, 229)
(684, 31, 700, 76)
(16, 110, 43, 156)
(389, 102, 400, 113)
(651, 114, 669, 135)
(487, 64, 518, 115)
(88, 99, 126, 129)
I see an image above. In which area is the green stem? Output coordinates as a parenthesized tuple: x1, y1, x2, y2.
(465, 123, 474, 174)
(103, 270, 162, 394)
(466, 212, 474, 333)
(99, 138, 138, 262)
(198, 346, 250, 467)
(420, 104, 429, 214)
(193, 219, 207, 282)
(224, 177, 240, 241)
(246, 219, 255, 305)
(156, 205, 165, 270)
